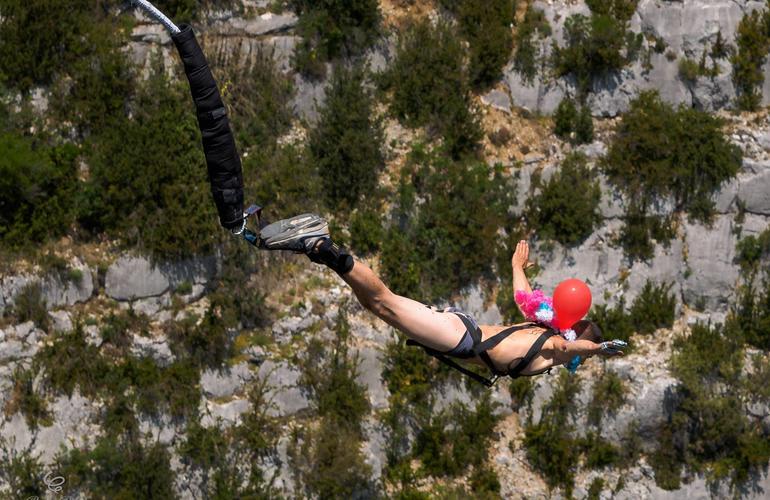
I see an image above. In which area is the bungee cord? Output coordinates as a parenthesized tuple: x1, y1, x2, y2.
(132, 0, 181, 34)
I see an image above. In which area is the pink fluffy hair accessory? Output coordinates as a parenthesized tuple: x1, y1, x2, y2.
(515, 290, 554, 323)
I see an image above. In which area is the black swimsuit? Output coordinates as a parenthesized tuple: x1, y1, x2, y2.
(408, 308, 558, 387)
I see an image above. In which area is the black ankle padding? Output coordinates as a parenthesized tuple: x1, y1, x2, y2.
(308, 238, 354, 275)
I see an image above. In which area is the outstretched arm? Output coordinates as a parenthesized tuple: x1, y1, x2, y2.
(512, 240, 533, 295)
(551, 336, 626, 359)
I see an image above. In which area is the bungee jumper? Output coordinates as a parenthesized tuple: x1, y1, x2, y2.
(132, 0, 627, 388)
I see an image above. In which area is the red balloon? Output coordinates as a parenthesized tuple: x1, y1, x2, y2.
(553, 279, 592, 330)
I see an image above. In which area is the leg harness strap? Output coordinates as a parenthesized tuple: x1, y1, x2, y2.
(407, 314, 557, 387)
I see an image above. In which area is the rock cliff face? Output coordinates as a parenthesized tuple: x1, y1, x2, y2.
(1, 1, 769, 499)
(505, 0, 770, 116)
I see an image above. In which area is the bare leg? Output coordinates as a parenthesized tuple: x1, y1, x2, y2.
(340, 259, 467, 352)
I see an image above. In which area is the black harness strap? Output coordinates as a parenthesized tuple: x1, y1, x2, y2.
(507, 330, 558, 378)
(406, 339, 498, 387)
(407, 313, 558, 387)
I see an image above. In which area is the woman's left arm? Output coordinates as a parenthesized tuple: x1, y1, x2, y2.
(551, 336, 625, 358)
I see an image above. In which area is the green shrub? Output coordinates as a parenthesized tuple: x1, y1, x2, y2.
(553, 97, 578, 140)
(308, 64, 385, 211)
(552, 4, 642, 96)
(588, 298, 635, 344)
(513, 5, 552, 83)
(522, 370, 580, 495)
(586, 369, 626, 426)
(292, 307, 374, 497)
(244, 144, 322, 220)
(220, 50, 294, 149)
(736, 228, 770, 272)
(37, 323, 108, 398)
(380, 148, 515, 301)
(8, 282, 49, 331)
(587, 477, 605, 500)
(383, 20, 482, 158)
(292, 420, 374, 498)
(0, 443, 45, 498)
(413, 395, 500, 478)
(349, 206, 385, 255)
(78, 55, 219, 259)
(0, 0, 127, 93)
(732, 8, 770, 111)
(651, 322, 770, 491)
(628, 280, 676, 335)
(575, 104, 595, 144)
(444, 0, 516, 90)
(509, 376, 534, 411)
(603, 91, 741, 260)
(50, 20, 134, 136)
(100, 309, 149, 351)
(526, 152, 602, 246)
(5, 367, 52, 430)
(588, 279, 675, 344)
(290, 0, 381, 78)
(678, 57, 709, 84)
(55, 434, 176, 499)
(0, 133, 78, 249)
(580, 432, 621, 468)
(166, 307, 234, 370)
(728, 272, 770, 350)
(299, 308, 369, 430)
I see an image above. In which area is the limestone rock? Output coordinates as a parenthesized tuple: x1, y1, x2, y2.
(48, 310, 73, 333)
(203, 398, 251, 426)
(41, 259, 94, 308)
(106, 256, 170, 300)
(131, 293, 171, 316)
(354, 347, 389, 410)
(212, 12, 298, 36)
(105, 254, 217, 301)
(0, 413, 33, 453)
(291, 72, 329, 123)
(737, 160, 770, 215)
(481, 89, 512, 114)
(131, 334, 175, 366)
(682, 215, 740, 310)
(271, 313, 321, 344)
(0, 338, 36, 362)
(201, 363, 255, 399)
(257, 360, 310, 417)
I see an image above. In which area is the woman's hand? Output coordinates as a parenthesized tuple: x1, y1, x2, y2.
(512, 240, 533, 269)
(598, 340, 627, 357)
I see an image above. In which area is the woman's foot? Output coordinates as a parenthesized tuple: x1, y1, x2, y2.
(259, 213, 329, 252)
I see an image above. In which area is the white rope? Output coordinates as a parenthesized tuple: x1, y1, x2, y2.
(132, 0, 180, 34)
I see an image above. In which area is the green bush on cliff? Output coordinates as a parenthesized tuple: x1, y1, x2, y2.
(732, 7, 770, 111)
(513, 5, 552, 83)
(78, 56, 219, 259)
(291, 307, 373, 498)
(523, 370, 581, 495)
(382, 20, 482, 158)
(552, 2, 642, 97)
(526, 152, 601, 246)
(55, 434, 176, 498)
(0, 134, 79, 250)
(290, 0, 381, 78)
(380, 147, 515, 301)
(442, 0, 516, 90)
(307, 64, 385, 211)
(603, 91, 741, 260)
(652, 321, 770, 491)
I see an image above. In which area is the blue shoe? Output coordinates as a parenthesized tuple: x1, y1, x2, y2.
(259, 213, 329, 252)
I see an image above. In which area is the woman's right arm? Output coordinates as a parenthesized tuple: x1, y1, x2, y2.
(512, 240, 533, 295)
